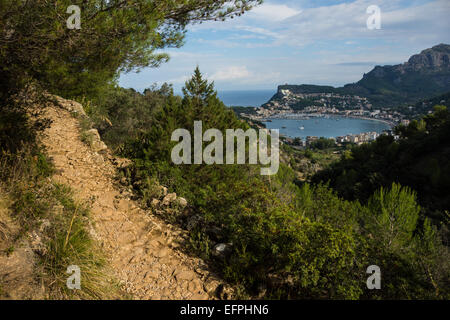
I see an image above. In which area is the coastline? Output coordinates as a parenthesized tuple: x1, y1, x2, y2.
(258, 114, 397, 128)
(344, 115, 396, 128)
(258, 114, 395, 140)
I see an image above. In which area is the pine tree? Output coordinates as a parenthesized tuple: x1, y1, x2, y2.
(368, 183, 420, 249)
(182, 67, 216, 105)
(0, 0, 262, 100)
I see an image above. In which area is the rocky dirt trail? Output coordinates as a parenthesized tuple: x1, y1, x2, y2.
(0, 193, 45, 299)
(39, 99, 226, 300)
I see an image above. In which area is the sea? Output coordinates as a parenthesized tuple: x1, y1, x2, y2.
(263, 117, 391, 139)
(218, 90, 276, 107)
(218, 90, 392, 138)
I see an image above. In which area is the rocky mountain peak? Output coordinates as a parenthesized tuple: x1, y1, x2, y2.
(404, 43, 450, 71)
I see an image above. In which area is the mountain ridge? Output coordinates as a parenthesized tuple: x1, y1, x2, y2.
(270, 44, 450, 108)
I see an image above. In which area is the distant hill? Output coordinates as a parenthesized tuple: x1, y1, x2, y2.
(269, 44, 450, 108)
(397, 91, 450, 118)
(417, 91, 450, 109)
(268, 85, 338, 102)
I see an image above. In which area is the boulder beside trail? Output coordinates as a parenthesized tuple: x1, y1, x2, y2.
(85, 129, 108, 153)
(54, 96, 86, 116)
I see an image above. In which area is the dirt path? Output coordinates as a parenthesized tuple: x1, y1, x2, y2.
(0, 193, 45, 299)
(39, 100, 222, 300)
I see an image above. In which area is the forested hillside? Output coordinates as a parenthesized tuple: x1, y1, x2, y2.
(267, 44, 450, 109)
(84, 69, 450, 299)
(312, 106, 450, 239)
(344, 44, 450, 107)
(0, 0, 263, 300)
(1, 1, 449, 300)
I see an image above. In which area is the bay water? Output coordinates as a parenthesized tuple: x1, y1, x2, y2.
(263, 117, 391, 139)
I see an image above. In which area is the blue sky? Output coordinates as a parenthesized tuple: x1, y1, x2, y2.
(119, 0, 450, 92)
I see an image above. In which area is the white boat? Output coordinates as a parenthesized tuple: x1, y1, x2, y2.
(299, 126, 305, 130)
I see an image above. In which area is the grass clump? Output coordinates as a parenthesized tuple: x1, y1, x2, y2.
(119, 70, 450, 299)
(42, 183, 120, 299)
(0, 145, 121, 299)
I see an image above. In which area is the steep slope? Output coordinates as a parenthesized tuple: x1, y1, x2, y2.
(268, 44, 450, 108)
(344, 43, 450, 106)
(38, 98, 227, 300)
(0, 192, 45, 299)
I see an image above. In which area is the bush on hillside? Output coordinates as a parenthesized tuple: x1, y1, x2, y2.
(119, 69, 449, 299)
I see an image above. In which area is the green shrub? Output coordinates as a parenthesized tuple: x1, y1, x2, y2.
(1, 144, 120, 299)
(121, 70, 367, 299)
(114, 69, 449, 299)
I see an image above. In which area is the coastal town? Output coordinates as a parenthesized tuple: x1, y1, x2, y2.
(283, 131, 384, 148)
(255, 89, 410, 126)
(240, 88, 413, 147)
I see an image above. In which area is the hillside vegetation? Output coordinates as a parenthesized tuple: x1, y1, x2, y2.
(269, 44, 450, 108)
(1, 1, 449, 300)
(312, 105, 450, 240)
(86, 70, 450, 299)
(0, 0, 262, 299)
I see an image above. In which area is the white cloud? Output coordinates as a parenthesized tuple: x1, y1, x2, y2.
(280, 0, 450, 44)
(210, 66, 251, 81)
(165, 75, 190, 84)
(235, 26, 281, 39)
(191, 0, 449, 48)
(247, 4, 301, 22)
(168, 51, 219, 59)
(120, 0, 450, 91)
